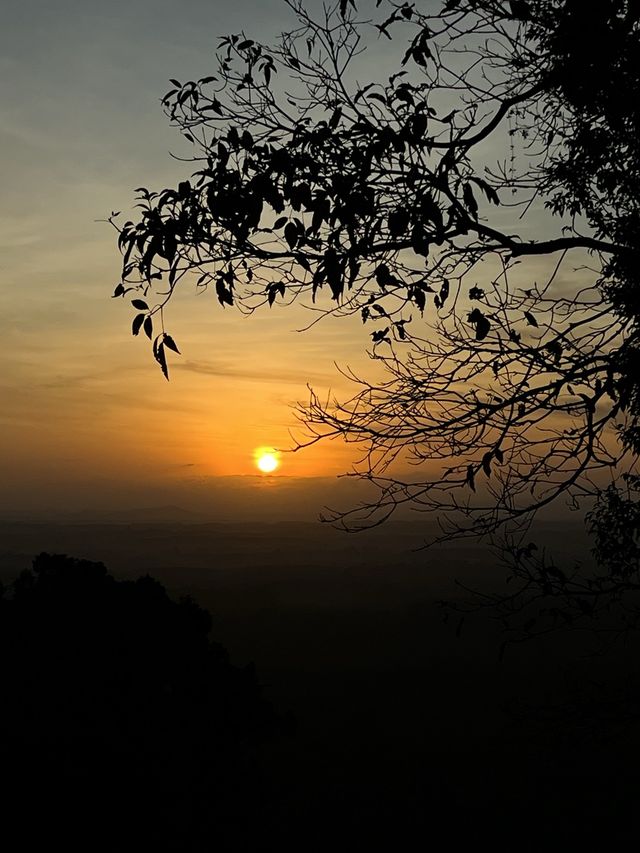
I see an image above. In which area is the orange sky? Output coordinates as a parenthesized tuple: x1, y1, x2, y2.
(0, 0, 379, 518)
(0, 0, 599, 520)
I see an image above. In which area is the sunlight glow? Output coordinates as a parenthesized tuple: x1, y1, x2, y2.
(255, 448, 279, 473)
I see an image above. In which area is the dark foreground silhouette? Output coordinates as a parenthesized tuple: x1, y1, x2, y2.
(0, 553, 283, 851)
(2, 548, 640, 851)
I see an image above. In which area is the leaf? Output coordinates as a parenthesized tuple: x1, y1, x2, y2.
(295, 254, 312, 272)
(375, 264, 393, 288)
(112, 283, 125, 298)
(154, 342, 169, 380)
(284, 222, 298, 250)
(132, 313, 145, 336)
(237, 39, 254, 50)
(494, 447, 504, 464)
(546, 340, 563, 363)
(481, 452, 492, 477)
(439, 279, 450, 305)
(462, 183, 478, 218)
(216, 278, 234, 307)
(388, 209, 410, 237)
(410, 224, 430, 256)
(354, 83, 374, 103)
(273, 216, 288, 230)
(470, 176, 500, 206)
(468, 308, 491, 341)
(132, 299, 149, 310)
(328, 108, 342, 130)
(371, 327, 390, 344)
(163, 334, 181, 354)
(411, 288, 426, 313)
(524, 311, 538, 327)
(466, 465, 476, 492)
(143, 316, 153, 340)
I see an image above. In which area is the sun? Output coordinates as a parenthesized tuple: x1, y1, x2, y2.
(254, 448, 280, 473)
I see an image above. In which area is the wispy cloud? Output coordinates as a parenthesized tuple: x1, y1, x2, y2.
(174, 359, 332, 387)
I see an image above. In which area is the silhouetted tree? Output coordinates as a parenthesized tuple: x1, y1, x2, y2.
(111, 2, 639, 626)
(0, 553, 284, 851)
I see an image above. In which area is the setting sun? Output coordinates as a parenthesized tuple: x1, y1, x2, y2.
(255, 448, 279, 474)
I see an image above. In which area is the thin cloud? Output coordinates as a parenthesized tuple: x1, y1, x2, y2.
(174, 359, 333, 386)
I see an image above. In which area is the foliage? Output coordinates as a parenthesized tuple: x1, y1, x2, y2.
(111, 1, 640, 630)
(0, 553, 283, 850)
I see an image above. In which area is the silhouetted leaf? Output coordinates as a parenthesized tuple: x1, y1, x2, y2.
(112, 283, 125, 298)
(132, 313, 145, 336)
(155, 342, 169, 380)
(372, 327, 390, 344)
(466, 465, 476, 491)
(546, 340, 563, 363)
(462, 183, 478, 218)
(411, 287, 426, 313)
(524, 311, 538, 327)
(216, 279, 234, 307)
(295, 254, 312, 272)
(132, 299, 149, 310)
(328, 108, 342, 130)
(375, 264, 393, 288)
(163, 334, 181, 354)
(388, 209, 410, 237)
(410, 224, 430, 256)
(470, 176, 500, 205)
(143, 316, 153, 340)
(284, 222, 298, 250)
(468, 308, 491, 340)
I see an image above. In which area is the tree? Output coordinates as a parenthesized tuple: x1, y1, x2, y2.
(111, 1, 640, 632)
(0, 553, 284, 851)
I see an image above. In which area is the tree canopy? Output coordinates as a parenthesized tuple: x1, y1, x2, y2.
(0, 553, 282, 850)
(112, 0, 640, 630)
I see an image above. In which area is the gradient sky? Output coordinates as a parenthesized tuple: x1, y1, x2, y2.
(1, 0, 388, 517)
(0, 0, 590, 519)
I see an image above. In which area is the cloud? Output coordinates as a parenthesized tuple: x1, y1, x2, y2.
(174, 359, 332, 386)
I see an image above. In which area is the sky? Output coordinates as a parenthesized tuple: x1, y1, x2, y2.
(0, 0, 594, 520)
(1, 0, 390, 518)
